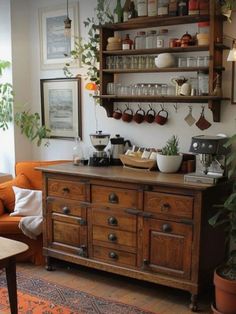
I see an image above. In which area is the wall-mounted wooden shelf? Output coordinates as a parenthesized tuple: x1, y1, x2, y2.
(102, 67, 225, 74)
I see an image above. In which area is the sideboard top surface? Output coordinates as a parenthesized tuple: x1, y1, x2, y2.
(36, 162, 220, 191)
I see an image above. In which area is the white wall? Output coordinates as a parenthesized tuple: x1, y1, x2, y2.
(5, 1, 236, 166)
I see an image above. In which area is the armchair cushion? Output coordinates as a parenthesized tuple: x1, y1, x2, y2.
(0, 174, 31, 213)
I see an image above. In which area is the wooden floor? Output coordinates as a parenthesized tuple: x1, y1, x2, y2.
(17, 260, 213, 314)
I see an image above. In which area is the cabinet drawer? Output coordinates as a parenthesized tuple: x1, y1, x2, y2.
(48, 178, 87, 201)
(91, 185, 138, 208)
(92, 225, 136, 248)
(47, 197, 84, 217)
(91, 207, 136, 232)
(144, 192, 193, 219)
(93, 246, 136, 267)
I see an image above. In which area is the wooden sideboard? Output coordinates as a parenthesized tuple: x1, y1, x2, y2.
(38, 163, 230, 311)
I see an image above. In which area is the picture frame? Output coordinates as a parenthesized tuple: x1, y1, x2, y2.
(232, 61, 236, 104)
(40, 78, 82, 139)
(39, 3, 79, 69)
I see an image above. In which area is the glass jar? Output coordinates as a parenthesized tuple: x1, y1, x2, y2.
(73, 137, 89, 166)
(178, 0, 188, 16)
(197, 56, 205, 67)
(157, 0, 169, 16)
(134, 31, 146, 49)
(156, 29, 168, 48)
(198, 72, 209, 95)
(146, 30, 157, 49)
(187, 56, 197, 67)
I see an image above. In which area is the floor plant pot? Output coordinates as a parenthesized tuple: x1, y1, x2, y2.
(156, 154, 183, 173)
(214, 267, 236, 314)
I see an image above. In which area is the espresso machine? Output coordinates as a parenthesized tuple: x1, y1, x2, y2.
(89, 131, 110, 167)
(184, 135, 229, 184)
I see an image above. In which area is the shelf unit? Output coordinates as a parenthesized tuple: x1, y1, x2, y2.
(98, 2, 228, 122)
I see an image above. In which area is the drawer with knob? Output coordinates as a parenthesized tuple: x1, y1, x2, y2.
(92, 225, 136, 250)
(46, 197, 87, 217)
(48, 178, 87, 201)
(93, 245, 136, 267)
(91, 207, 137, 232)
(144, 191, 193, 219)
(91, 185, 139, 208)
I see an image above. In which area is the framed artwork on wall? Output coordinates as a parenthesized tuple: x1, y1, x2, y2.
(232, 62, 236, 104)
(40, 78, 82, 139)
(39, 3, 79, 69)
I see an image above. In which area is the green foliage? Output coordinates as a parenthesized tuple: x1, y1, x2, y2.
(209, 135, 236, 279)
(63, 0, 113, 85)
(161, 135, 180, 156)
(0, 60, 51, 146)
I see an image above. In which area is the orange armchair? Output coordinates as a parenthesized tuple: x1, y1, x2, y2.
(0, 160, 68, 265)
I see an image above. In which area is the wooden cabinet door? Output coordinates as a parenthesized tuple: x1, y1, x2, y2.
(46, 199, 88, 257)
(143, 218, 192, 279)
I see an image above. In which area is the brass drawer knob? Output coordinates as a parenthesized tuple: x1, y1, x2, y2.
(160, 203, 171, 212)
(162, 223, 172, 233)
(108, 192, 118, 204)
(62, 206, 70, 214)
(109, 251, 118, 259)
(62, 187, 70, 193)
(108, 216, 118, 226)
(108, 233, 117, 242)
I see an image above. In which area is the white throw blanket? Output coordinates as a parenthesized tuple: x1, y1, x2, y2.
(19, 216, 43, 240)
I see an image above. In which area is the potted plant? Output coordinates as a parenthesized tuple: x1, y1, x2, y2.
(156, 135, 183, 173)
(209, 134, 236, 314)
(218, 0, 236, 22)
(0, 60, 50, 146)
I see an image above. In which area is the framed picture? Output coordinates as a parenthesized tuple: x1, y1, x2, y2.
(39, 3, 79, 69)
(232, 62, 236, 104)
(41, 78, 82, 139)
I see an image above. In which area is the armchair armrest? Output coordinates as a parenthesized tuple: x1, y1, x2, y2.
(0, 199, 5, 216)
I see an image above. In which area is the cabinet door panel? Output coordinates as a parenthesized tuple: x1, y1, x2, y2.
(143, 218, 192, 279)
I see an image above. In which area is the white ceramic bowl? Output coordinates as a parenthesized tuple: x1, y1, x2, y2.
(155, 53, 175, 68)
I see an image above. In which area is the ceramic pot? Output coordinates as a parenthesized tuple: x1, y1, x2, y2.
(214, 267, 236, 314)
(156, 154, 183, 173)
(155, 53, 175, 68)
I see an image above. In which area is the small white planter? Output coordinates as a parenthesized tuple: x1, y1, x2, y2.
(156, 153, 183, 173)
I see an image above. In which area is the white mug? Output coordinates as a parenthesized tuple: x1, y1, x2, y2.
(180, 83, 191, 96)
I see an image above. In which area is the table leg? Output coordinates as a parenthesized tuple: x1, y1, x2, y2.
(5, 257, 18, 314)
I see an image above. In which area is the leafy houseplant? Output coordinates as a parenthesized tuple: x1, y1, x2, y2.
(218, 0, 236, 22)
(209, 135, 236, 314)
(156, 135, 183, 173)
(0, 60, 50, 146)
(64, 0, 113, 87)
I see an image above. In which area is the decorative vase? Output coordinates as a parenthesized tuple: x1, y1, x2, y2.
(156, 154, 183, 173)
(214, 267, 236, 314)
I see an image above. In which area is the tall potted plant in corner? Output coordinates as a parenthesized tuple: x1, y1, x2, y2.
(209, 134, 236, 314)
(156, 135, 183, 173)
(0, 60, 50, 146)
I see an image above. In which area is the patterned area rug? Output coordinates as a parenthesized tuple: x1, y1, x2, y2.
(0, 271, 155, 314)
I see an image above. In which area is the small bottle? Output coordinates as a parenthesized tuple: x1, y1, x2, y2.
(157, 0, 169, 16)
(73, 137, 84, 166)
(114, 0, 123, 23)
(178, 0, 188, 16)
(188, 0, 199, 15)
(123, 0, 131, 22)
(168, 0, 178, 16)
(137, 0, 148, 17)
(122, 34, 133, 50)
(148, 0, 158, 16)
(128, 0, 137, 19)
(134, 31, 146, 49)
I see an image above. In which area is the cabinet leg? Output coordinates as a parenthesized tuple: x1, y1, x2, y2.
(189, 294, 198, 312)
(45, 256, 54, 271)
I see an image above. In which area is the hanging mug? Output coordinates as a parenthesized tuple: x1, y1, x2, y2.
(122, 107, 133, 123)
(133, 108, 145, 124)
(155, 109, 168, 125)
(145, 108, 156, 123)
(112, 108, 122, 120)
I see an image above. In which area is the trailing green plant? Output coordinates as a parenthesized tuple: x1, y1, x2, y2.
(218, 0, 236, 22)
(161, 135, 180, 156)
(63, 0, 114, 86)
(209, 135, 236, 280)
(0, 60, 51, 146)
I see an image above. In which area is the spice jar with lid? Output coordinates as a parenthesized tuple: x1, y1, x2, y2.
(122, 34, 134, 50)
(178, 0, 188, 16)
(146, 30, 157, 49)
(134, 31, 146, 49)
(157, 0, 169, 16)
(156, 29, 168, 48)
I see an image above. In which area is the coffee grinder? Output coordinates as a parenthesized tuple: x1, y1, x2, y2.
(89, 131, 110, 167)
(184, 135, 229, 184)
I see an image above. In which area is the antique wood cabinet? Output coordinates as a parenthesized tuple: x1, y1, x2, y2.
(39, 163, 229, 311)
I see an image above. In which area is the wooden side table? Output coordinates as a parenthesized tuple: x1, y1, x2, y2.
(0, 237, 29, 314)
(0, 173, 13, 183)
